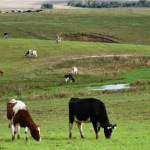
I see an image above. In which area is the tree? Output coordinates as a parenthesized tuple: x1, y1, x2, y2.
(41, 3, 53, 9)
(139, 0, 148, 2)
(67, 0, 76, 6)
(87, 0, 95, 8)
(75, 2, 83, 7)
(139, 0, 147, 5)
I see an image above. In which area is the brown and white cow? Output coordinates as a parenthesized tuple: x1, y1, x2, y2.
(0, 69, 3, 76)
(7, 99, 41, 141)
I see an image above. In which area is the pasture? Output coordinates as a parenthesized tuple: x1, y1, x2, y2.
(0, 8, 150, 150)
(1, 8, 150, 45)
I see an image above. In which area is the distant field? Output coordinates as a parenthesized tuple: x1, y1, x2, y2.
(0, 8, 150, 45)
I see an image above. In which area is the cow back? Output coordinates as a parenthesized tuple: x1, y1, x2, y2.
(7, 101, 17, 120)
(69, 98, 109, 123)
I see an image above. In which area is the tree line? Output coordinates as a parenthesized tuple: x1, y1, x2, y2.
(67, 0, 150, 8)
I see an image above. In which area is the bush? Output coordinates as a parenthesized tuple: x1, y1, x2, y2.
(41, 3, 53, 9)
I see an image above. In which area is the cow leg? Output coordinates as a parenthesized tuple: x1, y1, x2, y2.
(25, 127, 29, 141)
(69, 122, 73, 138)
(77, 122, 84, 138)
(69, 112, 74, 138)
(92, 122, 99, 139)
(11, 124, 15, 141)
(16, 124, 20, 139)
(97, 127, 100, 133)
(8, 121, 11, 128)
(65, 78, 69, 83)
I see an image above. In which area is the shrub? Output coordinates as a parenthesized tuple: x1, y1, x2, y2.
(41, 3, 53, 9)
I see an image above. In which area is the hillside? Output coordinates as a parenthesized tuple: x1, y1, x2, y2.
(0, 38, 150, 100)
(0, 8, 150, 45)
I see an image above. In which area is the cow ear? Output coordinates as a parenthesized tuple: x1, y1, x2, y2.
(113, 124, 117, 129)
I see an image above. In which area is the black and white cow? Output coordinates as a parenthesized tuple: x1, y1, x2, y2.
(4, 33, 8, 39)
(65, 74, 75, 83)
(69, 98, 116, 139)
(25, 50, 37, 57)
(57, 37, 61, 43)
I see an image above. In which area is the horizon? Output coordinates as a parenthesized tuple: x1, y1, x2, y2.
(0, 0, 142, 10)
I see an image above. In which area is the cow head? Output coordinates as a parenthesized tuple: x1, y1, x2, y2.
(104, 124, 117, 139)
(31, 125, 41, 141)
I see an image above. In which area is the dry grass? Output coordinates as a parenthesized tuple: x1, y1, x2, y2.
(54, 56, 150, 77)
(1, 56, 150, 101)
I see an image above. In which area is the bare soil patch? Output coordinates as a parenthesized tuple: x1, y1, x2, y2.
(62, 33, 119, 43)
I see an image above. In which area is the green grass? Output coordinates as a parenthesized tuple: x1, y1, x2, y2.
(0, 40, 150, 149)
(0, 8, 150, 149)
(1, 8, 150, 45)
(0, 92, 150, 150)
(0, 38, 150, 100)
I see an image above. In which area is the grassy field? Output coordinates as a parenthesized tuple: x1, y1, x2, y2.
(0, 38, 150, 100)
(0, 8, 150, 150)
(0, 38, 150, 149)
(0, 92, 150, 150)
(0, 8, 150, 45)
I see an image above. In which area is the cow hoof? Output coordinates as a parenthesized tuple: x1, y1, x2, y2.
(17, 135, 20, 139)
(12, 136, 15, 141)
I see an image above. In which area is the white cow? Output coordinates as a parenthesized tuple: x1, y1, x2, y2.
(25, 50, 37, 57)
(72, 67, 78, 75)
(57, 37, 61, 43)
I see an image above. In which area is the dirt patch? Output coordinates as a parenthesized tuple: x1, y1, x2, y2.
(69, 54, 136, 60)
(62, 33, 119, 43)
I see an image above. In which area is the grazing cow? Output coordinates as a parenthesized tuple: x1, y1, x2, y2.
(25, 50, 37, 57)
(0, 69, 3, 76)
(69, 98, 116, 139)
(7, 99, 41, 141)
(4, 33, 8, 39)
(65, 74, 75, 83)
(57, 37, 61, 43)
(72, 67, 78, 75)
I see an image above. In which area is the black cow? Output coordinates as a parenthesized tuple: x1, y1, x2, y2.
(65, 74, 75, 83)
(69, 98, 116, 139)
